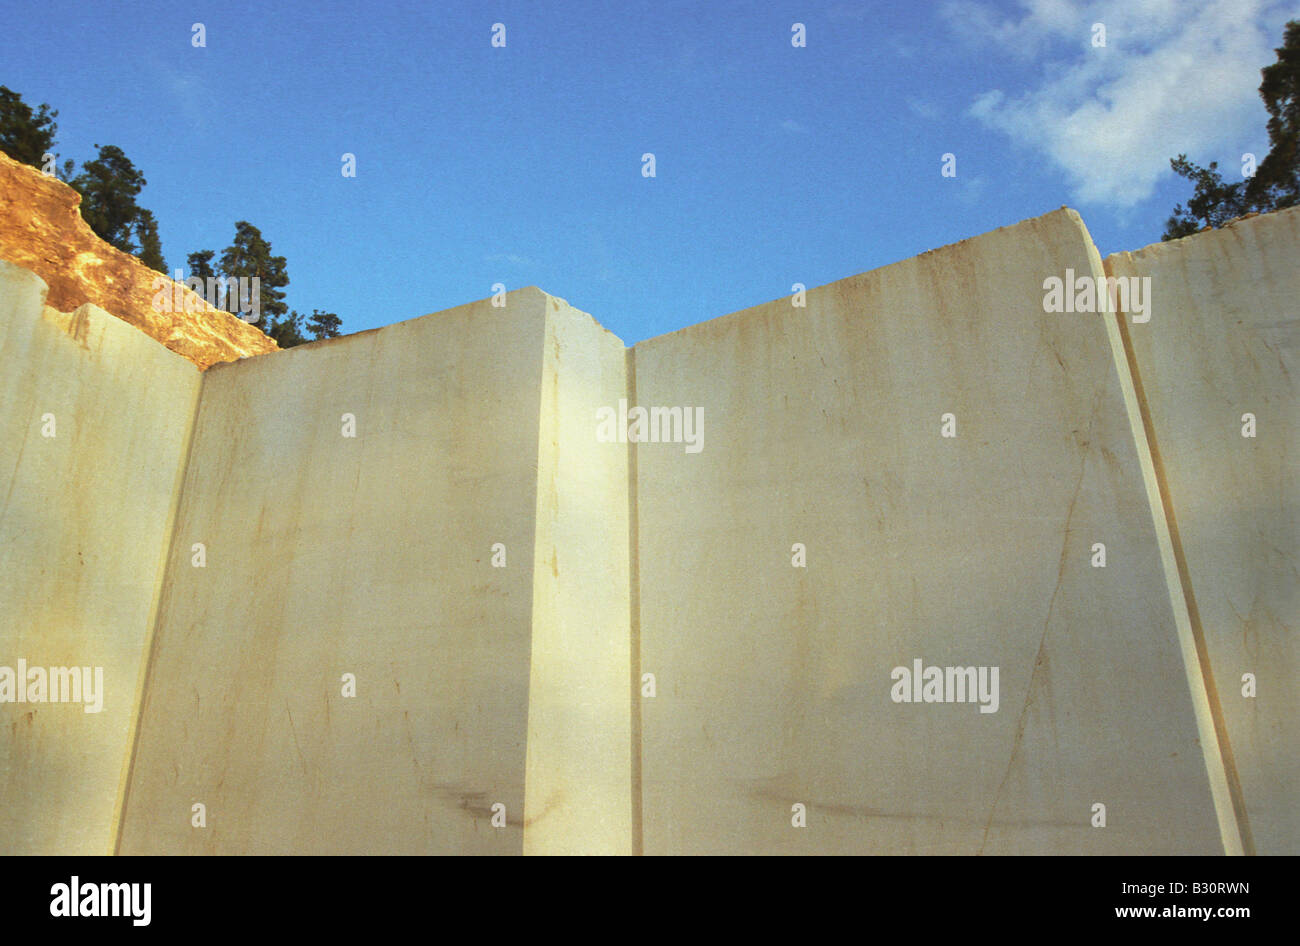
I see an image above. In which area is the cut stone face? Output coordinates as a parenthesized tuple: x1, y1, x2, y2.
(0, 199, 1294, 855)
(1105, 206, 1300, 856)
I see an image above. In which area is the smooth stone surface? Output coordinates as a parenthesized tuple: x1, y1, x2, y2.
(117, 292, 548, 854)
(524, 293, 633, 854)
(0, 261, 201, 854)
(6, 201, 1292, 855)
(1105, 206, 1300, 855)
(631, 209, 1226, 854)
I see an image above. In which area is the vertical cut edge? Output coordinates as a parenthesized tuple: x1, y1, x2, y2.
(110, 359, 206, 854)
(627, 346, 643, 857)
(1094, 242, 1252, 856)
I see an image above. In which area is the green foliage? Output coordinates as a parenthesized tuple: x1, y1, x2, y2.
(218, 221, 290, 323)
(1164, 20, 1299, 240)
(1247, 19, 1300, 209)
(260, 309, 342, 348)
(70, 145, 148, 253)
(0, 85, 59, 168)
(186, 250, 217, 281)
(192, 227, 344, 347)
(68, 143, 169, 273)
(264, 310, 310, 348)
(1, 86, 166, 269)
(134, 208, 166, 273)
(3, 84, 346, 348)
(1163, 157, 1247, 239)
(306, 309, 342, 339)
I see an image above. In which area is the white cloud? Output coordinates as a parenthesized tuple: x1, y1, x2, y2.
(942, 0, 1111, 58)
(946, 0, 1292, 207)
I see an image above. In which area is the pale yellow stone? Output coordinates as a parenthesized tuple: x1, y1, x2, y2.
(631, 209, 1227, 854)
(0, 261, 200, 854)
(1105, 206, 1300, 856)
(117, 292, 551, 854)
(5, 202, 1293, 856)
(524, 293, 633, 855)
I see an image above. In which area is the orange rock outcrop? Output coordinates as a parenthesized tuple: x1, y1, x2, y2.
(0, 150, 277, 369)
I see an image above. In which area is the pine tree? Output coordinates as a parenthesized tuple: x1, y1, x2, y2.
(135, 209, 166, 273)
(218, 221, 290, 326)
(187, 250, 217, 281)
(306, 309, 342, 339)
(1162, 158, 1247, 239)
(1246, 19, 1300, 209)
(1164, 20, 1299, 239)
(70, 144, 148, 253)
(0, 85, 59, 169)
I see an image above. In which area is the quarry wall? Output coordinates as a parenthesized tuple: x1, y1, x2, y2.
(0, 206, 1295, 855)
(1104, 206, 1300, 856)
(523, 295, 633, 855)
(0, 261, 201, 854)
(117, 291, 549, 854)
(633, 209, 1227, 854)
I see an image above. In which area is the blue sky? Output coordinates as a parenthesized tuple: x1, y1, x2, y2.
(3, 0, 1295, 344)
